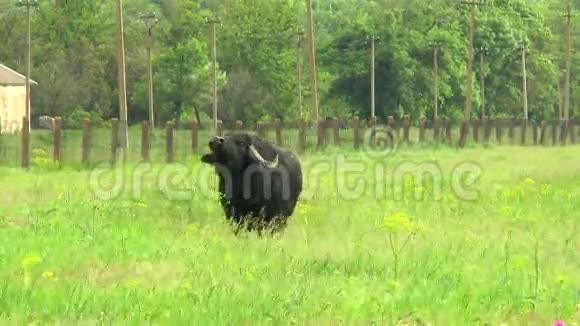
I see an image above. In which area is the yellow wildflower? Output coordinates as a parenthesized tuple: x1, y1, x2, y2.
(499, 206, 520, 218)
(383, 212, 418, 233)
(541, 183, 552, 195)
(21, 256, 42, 270)
(246, 269, 255, 282)
(522, 177, 535, 185)
(464, 231, 482, 248)
(296, 202, 313, 216)
(42, 271, 58, 281)
(387, 280, 400, 291)
(179, 280, 193, 292)
(124, 280, 142, 289)
(186, 223, 199, 237)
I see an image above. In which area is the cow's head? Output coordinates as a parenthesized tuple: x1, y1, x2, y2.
(201, 133, 279, 172)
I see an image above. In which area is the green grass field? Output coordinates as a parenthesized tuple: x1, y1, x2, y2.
(1, 145, 579, 325)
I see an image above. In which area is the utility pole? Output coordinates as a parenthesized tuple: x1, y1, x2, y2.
(296, 30, 304, 118)
(464, 1, 475, 122)
(460, 0, 485, 121)
(429, 19, 445, 120)
(140, 12, 159, 134)
(115, 0, 129, 149)
(521, 43, 528, 120)
(369, 36, 377, 119)
(563, 2, 573, 122)
(432, 43, 441, 119)
(305, 0, 319, 126)
(459, 0, 486, 147)
(557, 77, 563, 120)
(479, 48, 486, 119)
(16, 0, 38, 132)
(207, 18, 220, 134)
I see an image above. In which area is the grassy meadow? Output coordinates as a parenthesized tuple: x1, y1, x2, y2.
(0, 144, 579, 324)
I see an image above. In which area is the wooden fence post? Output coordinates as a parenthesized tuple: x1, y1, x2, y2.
(532, 121, 538, 145)
(507, 117, 515, 144)
(235, 120, 243, 131)
(316, 119, 325, 150)
(53, 117, 62, 163)
(256, 121, 266, 138)
(495, 118, 503, 144)
(441, 117, 447, 143)
(82, 118, 91, 165)
(433, 117, 440, 142)
(569, 118, 576, 144)
(274, 118, 283, 146)
(298, 117, 306, 152)
(369, 116, 377, 147)
(388, 116, 398, 142)
(403, 115, 410, 144)
(111, 118, 119, 165)
(166, 121, 174, 163)
(332, 117, 340, 146)
(217, 120, 223, 136)
(472, 118, 480, 143)
(21, 116, 30, 168)
(483, 116, 491, 142)
(539, 121, 547, 145)
(519, 118, 527, 146)
(459, 120, 469, 147)
(551, 120, 558, 146)
(419, 116, 426, 142)
(560, 120, 568, 145)
(141, 121, 149, 162)
(191, 121, 199, 153)
(443, 117, 451, 144)
(353, 116, 360, 149)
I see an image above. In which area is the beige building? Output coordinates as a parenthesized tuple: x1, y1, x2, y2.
(0, 63, 38, 134)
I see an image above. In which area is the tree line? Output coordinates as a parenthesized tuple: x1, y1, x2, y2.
(0, 0, 578, 129)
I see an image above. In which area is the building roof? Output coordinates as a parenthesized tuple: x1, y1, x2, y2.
(0, 64, 38, 86)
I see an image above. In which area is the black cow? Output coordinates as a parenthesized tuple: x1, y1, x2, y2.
(200, 132, 303, 235)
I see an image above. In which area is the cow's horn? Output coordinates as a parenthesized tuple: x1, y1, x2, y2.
(249, 144, 279, 168)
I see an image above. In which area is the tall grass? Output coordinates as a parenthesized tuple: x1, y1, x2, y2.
(0, 146, 579, 324)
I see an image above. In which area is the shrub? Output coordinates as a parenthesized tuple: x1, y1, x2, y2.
(63, 108, 109, 129)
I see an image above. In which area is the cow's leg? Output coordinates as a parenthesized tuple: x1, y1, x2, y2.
(262, 204, 289, 236)
(266, 216, 287, 236)
(238, 207, 264, 234)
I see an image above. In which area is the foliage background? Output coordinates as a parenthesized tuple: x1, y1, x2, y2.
(0, 0, 579, 128)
